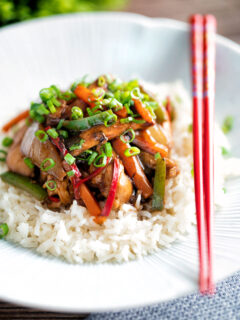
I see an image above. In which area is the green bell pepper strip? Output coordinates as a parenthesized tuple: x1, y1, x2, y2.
(155, 104, 167, 123)
(62, 110, 116, 131)
(0, 171, 47, 201)
(152, 156, 166, 211)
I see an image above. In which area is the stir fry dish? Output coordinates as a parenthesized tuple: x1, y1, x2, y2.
(0, 75, 179, 224)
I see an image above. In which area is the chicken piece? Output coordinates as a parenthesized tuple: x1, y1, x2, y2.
(68, 120, 150, 156)
(139, 151, 179, 179)
(6, 125, 34, 177)
(44, 175, 72, 209)
(89, 158, 133, 210)
(21, 122, 66, 181)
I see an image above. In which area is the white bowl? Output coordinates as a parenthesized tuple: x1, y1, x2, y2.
(0, 12, 240, 313)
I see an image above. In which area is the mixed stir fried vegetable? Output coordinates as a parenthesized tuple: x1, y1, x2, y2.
(0, 75, 179, 224)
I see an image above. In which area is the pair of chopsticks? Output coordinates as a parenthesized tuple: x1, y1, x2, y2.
(190, 14, 216, 294)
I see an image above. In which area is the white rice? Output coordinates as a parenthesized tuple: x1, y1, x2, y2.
(0, 81, 240, 263)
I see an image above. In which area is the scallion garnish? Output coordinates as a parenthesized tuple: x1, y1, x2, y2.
(57, 119, 64, 130)
(69, 139, 85, 151)
(47, 128, 59, 139)
(0, 223, 9, 239)
(104, 113, 117, 127)
(35, 130, 48, 142)
(71, 106, 83, 120)
(87, 151, 98, 165)
(40, 158, 56, 171)
(92, 88, 105, 100)
(36, 104, 50, 115)
(120, 128, 135, 144)
(98, 76, 106, 87)
(67, 170, 75, 177)
(101, 142, 112, 158)
(94, 153, 107, 168)
(130, 87, 142, 100)
(46, 180, 57, 191)
(222, 116, 234, 134)
(154, 152, 161, 160)
(124, 147, 140, 157)
(0, 150, 7, 162)
(24, 157, 34, 169)
(2, 137, 13, 147)
(58, 130, 69, 139)
(64, 153, 76, 165)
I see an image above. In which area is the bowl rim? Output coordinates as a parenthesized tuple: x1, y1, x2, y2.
(0, 11, 239, 314)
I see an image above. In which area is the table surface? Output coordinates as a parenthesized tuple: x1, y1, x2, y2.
(1, 0, 239, 318)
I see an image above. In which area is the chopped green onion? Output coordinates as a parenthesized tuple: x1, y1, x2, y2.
(29, 109, 45, 123)
(98, 76, 106, 87)
(2, 137, 13, 147)
(47, 128, 59, 139)
(67, 170, 75, 177)
(146, 105, 157, 119)
(154, 152, 161, 160)
(35, 130, 48, 142)
(0, 150, 7, 162)
(130, 87, 142, 100)
(71, 106, 83, 120)
(46, 180, 57, 191)
(222, 116, 234, 134)
(94, 153, 107, 168)
(191, 164, 194, 177)
(58, 130, 69, 139)
(50, 85, 61, 97)
(87, 151, 98, 165)
(69, 139, 85, 151)
(64, 153, 76, 165)
(104, 113, 118, 127)
(36, 104, 50, 115)
(0, 223, 9, 239)
(124, 147, 140, 157)
(92, 88, 105, 99)
(188, 124, 193, 132)
(24, 157, 34, 169)
(40, 158, 56, 171)
(223, 187, 227, 194)
(39, 88, 55, 102)
(120, 117, 145, 124)
(101, 142, 112, 158)
(221, 146, 230, 156)
(120, 128, 135, 143)
(57, 119, 64, 130)
(47, 100, 56, 114)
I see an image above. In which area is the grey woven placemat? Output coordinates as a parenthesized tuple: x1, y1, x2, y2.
(88, 272, 240, 320)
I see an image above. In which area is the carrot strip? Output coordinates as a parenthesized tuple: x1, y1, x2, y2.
(133, 98, 155, 124)
(78, 183, 101, 216)
(74, 85, 96, 108)
(112, 138, 153, 198)
(115, 106, 128, 118)
(2, 110, 29, 132)
(134, 130, 168, 158)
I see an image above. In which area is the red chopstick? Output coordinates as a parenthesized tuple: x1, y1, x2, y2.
(203, 15, 216, 294)
(190, 14, 216, 294)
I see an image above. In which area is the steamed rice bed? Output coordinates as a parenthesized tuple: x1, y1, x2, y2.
(0, 81, 237, 263)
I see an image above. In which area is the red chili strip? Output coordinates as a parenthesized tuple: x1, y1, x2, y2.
(100, 158, 120, 217)
(48, 196, 60, 203)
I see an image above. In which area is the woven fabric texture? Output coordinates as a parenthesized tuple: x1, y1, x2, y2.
(88, 272, 240, 320)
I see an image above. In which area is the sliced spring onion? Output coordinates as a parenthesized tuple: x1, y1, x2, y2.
(58, 130, 68, 139)
(46, 180, 57, 191)
(69, 139, 85, 151)
(63, 110, 115, 131)
(124, 147, 140, 157)
(120, 128, 135, 144)
(130, 87, 142, 100)
(98, 76, 106, 87)
(47, 128, 59, 139)
(0, 223, 9, 239)
(39, 88, 55, 102)
(152, 156, 166, 211)
(47, 100, 56, 114)
(92, 87, 105, 99)
(104, 113, 117, 127)
(0, 171, 47, 201)
(120, 117, 145, 124)
(101, 142, 112, 158)
(221, 146, 230, 156)
(87, 151, 98, 165)
(29, 109, 45, 123)
(2, 137, 13, 147)
(222, 116, 234, 134)
(154, 152, 161, 160)
(24, 157, 34, 169)
(71, 106, 83, 120)
(67, 170, 75, 177)
(57, 119, 64, 130)
(36, 104, 50, 115)
(64, 153, 76, 165)
(0, 150, 7, 162)
(94, 153, 107, 168)
(40, 158, 56, 171)
(35, 130, 48, 142)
